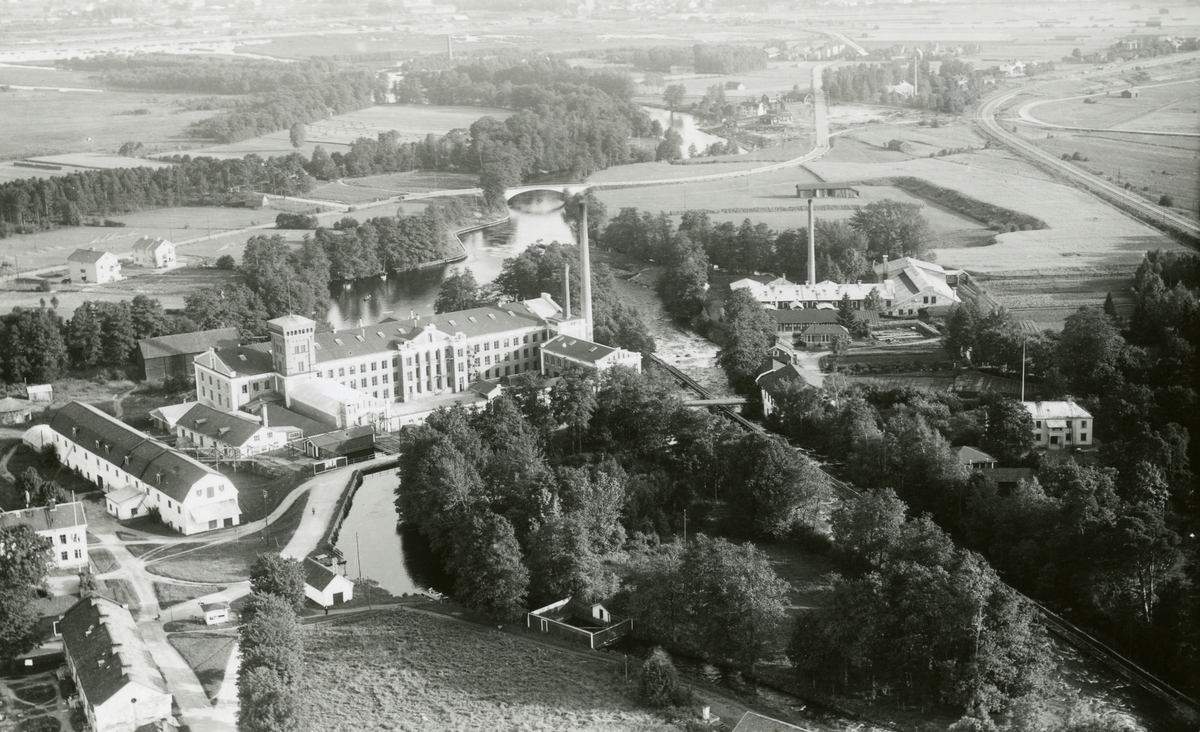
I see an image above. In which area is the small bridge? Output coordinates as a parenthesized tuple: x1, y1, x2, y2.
(683, 398, 749, 407)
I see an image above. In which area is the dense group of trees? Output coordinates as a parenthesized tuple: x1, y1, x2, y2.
(0, 524, 51, 666)
(238, 556, 306, 732)
(396, 364, 829, 671)
(0, 154, 313, 239)
(606, 43, 767, 74)
(823, 58, 984, 114)
(774, 250, 1200, 699)
(61, 54, 386, 144)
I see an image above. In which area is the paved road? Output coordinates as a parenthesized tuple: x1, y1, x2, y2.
(976, 55, 1200, 239)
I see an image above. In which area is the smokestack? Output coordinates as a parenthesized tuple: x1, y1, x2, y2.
(564, 263, 571, 319)
(579, 199, 593, 340)
(807, 197, 816, 286)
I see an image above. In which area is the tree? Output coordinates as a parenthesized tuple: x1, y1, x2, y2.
(1058, 305, 1128, 395)
(129, 295, 168, 341)
(216, 254, 236, 270)
(0, 525, 51, 664)
(238, 666, 300, 732)
(434, 267, 485, 314)
(655, 129, 684, 162)
(717, 288, 774, 394)
(981, 398, 1035, 463)
(836, 293, 865, 336)
(662, 84, 687, 111)
(67, 303, 104, 368)
(849, 199, 931, 259)
(550, 366, 597, 453)
(249, 554, 306, 614)
(831, 488, 908, 570)
(637, 648, 688, 708)
(15, 466, 43, 507)
(1158, 193, 1174, 207)
(864, 287, 884, 311)
(725, 433, 832, 539)
(288, 121, 306, 149)
(448, 510, 529, 620)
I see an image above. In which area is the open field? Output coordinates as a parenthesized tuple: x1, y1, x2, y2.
(167, 632, 236, 702)
(153, 582, 223, 609)
(186, 104, 513, 160)
(89, 549, 119, 574)
(301, 609, 681, 732)
(1032, 81, 1200, 133)
(0, 85, 217, 162)
(1030, 132, 1200, 215)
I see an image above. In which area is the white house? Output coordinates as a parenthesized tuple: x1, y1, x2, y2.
(131, 237, 175, 269)
(67, 248, 122, 285)
(885, 81, 916, 98)
(0, 502, 88, 570)
(539, 335, 642, 377)
(174, 402, 289, 458)
(49, 401, 240, 535)
(59, 596, 173, 732)
(303, 557, 354, 607)
(1023, 400, 1093, 450)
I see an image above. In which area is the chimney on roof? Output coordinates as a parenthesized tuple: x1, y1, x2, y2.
(261, 407, 268, 429)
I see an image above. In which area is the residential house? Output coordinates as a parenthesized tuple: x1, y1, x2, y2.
(173, 402, 289, 458)
(998, 61, 1027, 76)
(756, 361, 818, 418)
(526, 598, 632, 649)
(48, 401, 240, 535)
(137, 327, 239, 382)
(954, 445, 998, 469)
(130, 237, 175, 269)
(0, 502, 88, 570)
(59, 596, 173, 732)
(303, 557, 354, 607)
(68, 248, 121, 285)
(539, 335, 642, 377)
(1023, 400, 1093, 449)
(797, 323, 850, 346)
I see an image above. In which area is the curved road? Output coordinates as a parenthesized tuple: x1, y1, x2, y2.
(975, 58, 1200, 239)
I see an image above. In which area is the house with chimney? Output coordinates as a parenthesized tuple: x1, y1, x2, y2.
(303, 557, 354, 607)
(68, 248, 121, 285)
(173, 402, 290, 458)
(130, 237, 175, 269)
(59, 595, 173, 732)
(0, 501, 88, 570)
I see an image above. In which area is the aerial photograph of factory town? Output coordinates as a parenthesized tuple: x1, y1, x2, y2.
(0, 0, 1197, 730)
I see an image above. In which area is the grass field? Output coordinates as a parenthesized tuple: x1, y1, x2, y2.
(98, 578, 140, 615)
(301, 609, 680, 732)
(0, 83, 217, 161)
(146, 493, 309, 584)
(89, 549, 119, 574)
(1032, 81, 1200, 134)
(167, 632, 236, 701)
(153, 582, 223, 609)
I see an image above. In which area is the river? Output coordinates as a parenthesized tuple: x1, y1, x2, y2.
(326, 190, 576, 330)
(641, 107, 735, 158)
(333, 470, 446, 596)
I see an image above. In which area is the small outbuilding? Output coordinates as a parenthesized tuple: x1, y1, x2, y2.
(0, 396, 32, 425)
(1121, 88, 1140, 98)
(887, 139, 915, 153)
(303, 557, 354, 608)
(526, 598, 632, 649)
(954, 445, 999, 470)
(25, 384, 53, 402)
(201, 602, 230, 626)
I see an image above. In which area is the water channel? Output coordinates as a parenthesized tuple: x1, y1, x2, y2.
(641, 107, 732, 158)
(333, 470, 447, 595)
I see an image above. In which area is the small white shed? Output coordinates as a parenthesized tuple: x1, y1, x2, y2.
(303, 557, 354, 607)
(202, 601, 230, 625)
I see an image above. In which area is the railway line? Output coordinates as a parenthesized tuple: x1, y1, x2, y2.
(646, 352, 1200, 722)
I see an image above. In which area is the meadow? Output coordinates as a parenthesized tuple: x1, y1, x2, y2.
(300, 609, 681, 732)
(1031, 80, 1200, 133)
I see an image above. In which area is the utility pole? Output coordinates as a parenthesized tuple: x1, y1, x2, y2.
(262, 489, 269, 543)
(357, 531, 371, 610)
(683, 509, 687, 545)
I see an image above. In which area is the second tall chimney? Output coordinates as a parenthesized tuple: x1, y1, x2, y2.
(564, 263, 571, 319)
(579, 199, 593, 340)
(807, 197, 816, 286)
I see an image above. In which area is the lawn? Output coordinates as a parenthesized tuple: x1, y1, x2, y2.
(153, 582, 223, 609)
(117, 383, 195, 433)
(1031, 81, 1200, 134)
(98, 578, 140, 615)
(89, 548, 119, 574)
(4, 442, 98, 505)
(167, 632, 237, 702)
(145, 492, 309, 584)
(301, 609, 680, 732)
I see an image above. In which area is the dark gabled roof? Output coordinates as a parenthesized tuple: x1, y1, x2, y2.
(303, 557, 348, 592)
(49, 402, 221, 503)
(59, 596, 168, 706)
(306, 425, 375, 455)
(138, 328, 239, 362)
(801, 323, 850, 336)
(67, 248, 115, 264)
(542, 335, 619, 363)
(954, 445, 998, 465)
(756, 363, 809, 397)
(260, 404, 328, 438)
(0, 502, 87, 533)
(385, 303, 547, 343)
(177, 403, 264, 448)
(132, 236, 171, 253)
(195, 343, 275, 377)
(769, 309, 838, 325)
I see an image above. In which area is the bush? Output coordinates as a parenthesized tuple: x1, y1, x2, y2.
(215, 254, 236, 270)
(1158, 193, 1174, 207)
(637, 648, 690, 708)
(275, 212, 319, 229)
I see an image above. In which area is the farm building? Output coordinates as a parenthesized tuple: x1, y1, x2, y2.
(887, 139, 914, 153)
(0, 396, 32, 425)
(303, 557, 354, 607)
(26, 384, 52, 402)
(1121, 88, 1140, 98)
(795, 185, 860, 199)
(0, 501, 88, 570)
(59, 596, 173, 732)
(138, 327, 240, 382)
(1024, 400, 1093, 450)
(68, 248, 121, 285)
(131, 237, 175, 269)
(48, 401, 241, 535)
(526, 598, 632, 649)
